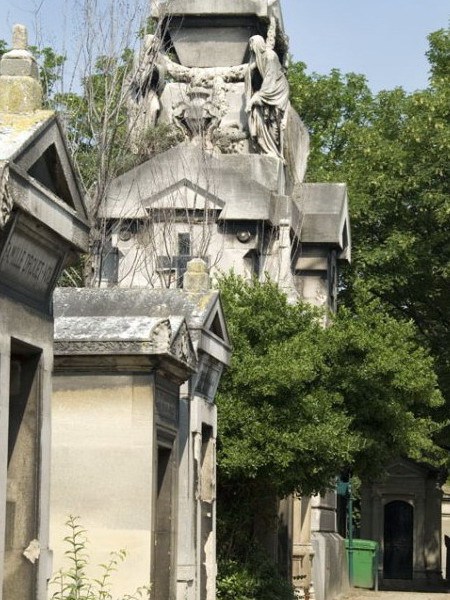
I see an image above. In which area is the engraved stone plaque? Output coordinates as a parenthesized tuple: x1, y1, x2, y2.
(0, 216, 65, 310)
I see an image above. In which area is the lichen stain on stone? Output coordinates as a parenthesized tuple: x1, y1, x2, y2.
(0, 109, 53, 133)
(0, 78, 44, 114)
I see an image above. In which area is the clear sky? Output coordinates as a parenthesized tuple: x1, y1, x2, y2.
(283, 0, 449, 92)
(1, 0, 448, 93)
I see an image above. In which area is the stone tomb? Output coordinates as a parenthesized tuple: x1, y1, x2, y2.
(50, 261, 230, 600)
(361, 458, 445, 588)
(0, 27, 89, 600)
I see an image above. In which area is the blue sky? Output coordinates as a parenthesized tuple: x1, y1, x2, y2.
(1, 0, 448, 92)
(283, 0, 448, 91)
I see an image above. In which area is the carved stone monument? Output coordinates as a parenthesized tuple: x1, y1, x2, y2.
(0, 26, 89, 600)
(94, 2, 351, 599)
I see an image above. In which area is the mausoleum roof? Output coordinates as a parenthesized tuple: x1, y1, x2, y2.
(103, 145, 274, 223)
(153, 0, 283, 19)
(0, 110, 53, 160)
(293, 183, 351, 261)
(54, 287, 231, 366)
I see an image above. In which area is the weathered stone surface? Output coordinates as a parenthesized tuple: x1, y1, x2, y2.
(153, 0, 281, 19)
(0, 76, 42, 113)
(0, 25, 42, 113)
(183, 258, 210, 294)
(0, 26, 88, 599)
(293, 183, 351, 259)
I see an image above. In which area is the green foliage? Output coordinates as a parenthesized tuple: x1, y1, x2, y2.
(0, 40, 7, 57)
(28, 45, 66, 103)
(216, 274, 445, 594)
(323, 298, 446, 477)
(289, 28, 450, 421)
(217, 275, 444, 493)
(49, 516, 150, 600)
(217, 553, 294, 600)
(54, 48, 134, 196)
(217, 274, 352, 497)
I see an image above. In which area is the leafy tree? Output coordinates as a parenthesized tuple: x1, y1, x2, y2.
(217, 275, 444, 492)
(28, 45, 66, 102)
(216, 274, 445, 594)
(289, 28, 450, 418)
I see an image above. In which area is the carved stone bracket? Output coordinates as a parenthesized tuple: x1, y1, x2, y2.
(0, 162, 14, 229)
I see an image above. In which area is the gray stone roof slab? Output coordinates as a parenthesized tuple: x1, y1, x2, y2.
(293, 183, 351, 260)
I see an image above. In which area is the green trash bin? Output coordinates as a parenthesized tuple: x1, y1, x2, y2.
(345, 538, 378, 589)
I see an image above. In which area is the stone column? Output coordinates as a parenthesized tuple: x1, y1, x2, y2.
(36, 348, 53, 599)
(292, 496, 315, 599)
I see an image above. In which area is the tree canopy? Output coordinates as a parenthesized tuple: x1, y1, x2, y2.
(217, 274, 444, 498)
(215, 273, 445, 597)
(289, 28, 450, 428)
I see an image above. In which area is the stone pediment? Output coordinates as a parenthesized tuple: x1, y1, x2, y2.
(385, 458, 437, 480)
(146, 178, 226, 212)
(0, 111, 88, 224)
(0, 112, 89, 312)
(198, 296, 231, 366)
(103, 145, 274, 222)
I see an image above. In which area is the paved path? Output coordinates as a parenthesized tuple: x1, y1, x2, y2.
(340, 590, 450, 600)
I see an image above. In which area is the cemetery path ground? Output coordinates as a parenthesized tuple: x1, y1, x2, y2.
(340, 589, 450, 600)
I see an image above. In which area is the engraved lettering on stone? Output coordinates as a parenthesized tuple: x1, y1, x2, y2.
(0, 227, 62, 302)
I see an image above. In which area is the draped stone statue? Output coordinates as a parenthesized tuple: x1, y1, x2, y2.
(245, 35, 290, 161)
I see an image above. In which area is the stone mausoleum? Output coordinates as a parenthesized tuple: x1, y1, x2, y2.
(50, 261, 231, 600)
(91, 1, 351, 599)
(361, 458, 445, 589)
(0, 26, 89, 600)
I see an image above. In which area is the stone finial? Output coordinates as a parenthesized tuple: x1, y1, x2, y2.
(0, 24, 43, 113)
(183, 258, 210, 294)
(12, 24, 28, 50)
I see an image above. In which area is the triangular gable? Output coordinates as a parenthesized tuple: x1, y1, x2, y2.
(386, 458, 435, 479)
(147, 178, 226, 212)
(11, 115, 88, 221)
(200, 295, 231, 366)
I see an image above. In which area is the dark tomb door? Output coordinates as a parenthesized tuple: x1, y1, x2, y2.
(383, 500, 413, 579)
(3, 340, 41, 600)
(154, 443, 174, 600)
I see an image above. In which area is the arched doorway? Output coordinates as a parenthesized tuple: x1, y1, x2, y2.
(383, 500, 414, 579)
